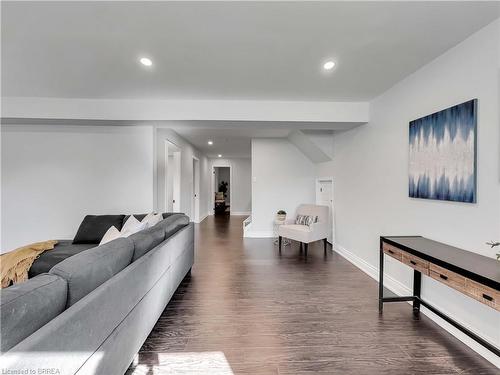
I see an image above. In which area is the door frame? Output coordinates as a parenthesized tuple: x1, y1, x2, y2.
(192, 156, 200, 222)
(165, 140, 181, 213)
(211, 163, 232, 215)
(315, 177, 335, 245)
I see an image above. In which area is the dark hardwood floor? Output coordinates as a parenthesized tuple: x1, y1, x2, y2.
(126, 215, 497, 374)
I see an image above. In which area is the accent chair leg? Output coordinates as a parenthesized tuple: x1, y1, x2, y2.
(183, 268, 192, 281)
(299, 242, 303, 252)
(323, 238, 328, 254)
(304, 243, 308, 257)
(278, 236, 282, 252)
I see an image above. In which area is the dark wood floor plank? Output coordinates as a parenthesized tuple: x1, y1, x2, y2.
(126, 215, 497, 375)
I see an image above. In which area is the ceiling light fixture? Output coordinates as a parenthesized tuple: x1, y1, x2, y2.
(139, 57, 153, 67)
(218, 154, 222, 158)
(323, 60, 336, 70)
(208, 140, 213, 145)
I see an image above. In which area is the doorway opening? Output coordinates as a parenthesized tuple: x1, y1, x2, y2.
(192, 157, 200, 222)
(212, 166, 231, 215)
(316, 177, 334, 244)
(165, 140, 181, 212)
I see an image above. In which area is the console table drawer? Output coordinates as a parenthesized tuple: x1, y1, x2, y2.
(402, 253, 429, 275)
(382, 242, 402, 261)
(465, 279, 500, 312)
(429, 264, 466, 293)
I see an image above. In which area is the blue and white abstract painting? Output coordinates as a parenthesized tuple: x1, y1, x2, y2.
(409, 99, 477, 203)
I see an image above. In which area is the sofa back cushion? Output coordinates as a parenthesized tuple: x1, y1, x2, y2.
(296, 204, 329, 224)
(129, 214, 189, 262)
(73, 215, 125, 244)
(129, 225, 166, 261)
(160, 214, 190, 238)
(162, 212, 179, 219)
(50, 238, 134, 307)
(0, 274, 67, 353)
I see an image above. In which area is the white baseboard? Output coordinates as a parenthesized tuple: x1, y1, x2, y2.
(197, 213, 209, 223)
(335, 244, 410, 296)
(333, 244, 500, 368)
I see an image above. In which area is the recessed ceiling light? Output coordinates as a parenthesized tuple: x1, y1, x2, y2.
(323, 60, 336, 70)
(208, 140, 213, 145)
(218, 154, 222, 158)
(139, 57, 153, 67)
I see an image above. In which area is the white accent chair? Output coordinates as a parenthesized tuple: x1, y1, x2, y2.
(278, 204, 330, 256)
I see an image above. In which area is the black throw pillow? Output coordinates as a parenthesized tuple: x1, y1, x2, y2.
(122, 213, 170, 227)
(73, 215, 126, 244)
(122, 214, 149, 226)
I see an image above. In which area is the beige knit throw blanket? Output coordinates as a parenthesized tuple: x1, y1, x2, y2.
(0, 240, 58, 288)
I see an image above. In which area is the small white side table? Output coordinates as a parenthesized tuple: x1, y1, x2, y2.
(273, 219, 291, 246)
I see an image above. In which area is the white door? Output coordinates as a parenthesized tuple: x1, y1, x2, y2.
(316, 179, 334, 244)
(165, 140, 181, 213)
(172, 151, 181, 212)
(192, 158, 200, 222)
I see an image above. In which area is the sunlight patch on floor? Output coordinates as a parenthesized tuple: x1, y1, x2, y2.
(129, 351, 234, 375)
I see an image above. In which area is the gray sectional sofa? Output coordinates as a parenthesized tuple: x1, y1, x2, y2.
(0, 213, 194, 375)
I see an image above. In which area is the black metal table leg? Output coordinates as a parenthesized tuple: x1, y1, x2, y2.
(379, 239, 384, 313)
(378, 236, 500, 357)
(413, 270, 421, 316)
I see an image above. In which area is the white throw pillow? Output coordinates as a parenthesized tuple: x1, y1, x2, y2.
(99, 226, 121, 245)
(141, 213, 163, 228)
(121, 215, 148, 237)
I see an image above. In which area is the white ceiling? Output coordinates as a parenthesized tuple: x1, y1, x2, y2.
(2, 1, 499, 101)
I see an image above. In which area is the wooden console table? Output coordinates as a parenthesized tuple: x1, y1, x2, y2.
(379, 236, 499, 357)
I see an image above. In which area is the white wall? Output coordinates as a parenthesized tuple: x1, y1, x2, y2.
(209, 158, 252, 215)
(1, 124, 154, 252)
(250, 138, 316, 236)
(317, 20, 500, 362)
(155, 128, 211, 222)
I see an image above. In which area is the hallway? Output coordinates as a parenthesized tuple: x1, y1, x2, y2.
(127, 216, 496, 374)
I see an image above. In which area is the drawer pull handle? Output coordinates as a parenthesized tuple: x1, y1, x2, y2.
(388, 250, 394, 254)
(482, 294, 493, 302)
(439, 274, 448, 281)
(410, 260, 417, 266)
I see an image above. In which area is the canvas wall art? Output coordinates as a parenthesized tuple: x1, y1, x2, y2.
(409, 99, 477, 203)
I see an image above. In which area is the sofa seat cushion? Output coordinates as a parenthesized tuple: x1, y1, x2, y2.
(73, 215, 126, 244)
(50, 237, 134, 307)
(0, 273, 67, 353)
(28, 241, 96, 278)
